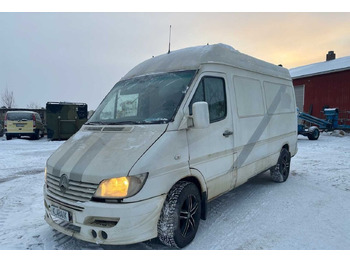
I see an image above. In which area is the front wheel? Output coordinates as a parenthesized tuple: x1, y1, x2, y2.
(270, 148, 291, 183)
(158, 181, 201, 248)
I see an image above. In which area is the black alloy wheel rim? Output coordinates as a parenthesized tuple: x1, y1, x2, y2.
(179, 194, 199, 237)
(281, 153, 290, 179)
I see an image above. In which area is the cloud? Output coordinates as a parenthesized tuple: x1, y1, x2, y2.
(1, 12, 350, 109)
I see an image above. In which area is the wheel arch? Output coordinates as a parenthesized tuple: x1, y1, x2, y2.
(282, 143, 289, 152)
(178, 168, 208, 220)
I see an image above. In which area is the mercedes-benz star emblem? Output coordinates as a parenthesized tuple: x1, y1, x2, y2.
(59, 174, 69, 193)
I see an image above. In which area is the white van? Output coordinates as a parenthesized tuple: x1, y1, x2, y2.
(44, 44, 298, 248)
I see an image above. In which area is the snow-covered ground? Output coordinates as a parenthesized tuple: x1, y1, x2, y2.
(0, 132, 349, 250)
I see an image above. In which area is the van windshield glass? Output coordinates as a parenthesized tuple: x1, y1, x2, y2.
(7, 112, 33, 121)
(88, 70, 196, 125)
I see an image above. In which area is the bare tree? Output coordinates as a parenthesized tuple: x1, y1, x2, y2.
(1, 88, 16, 108)
(27, 102, 41, 109)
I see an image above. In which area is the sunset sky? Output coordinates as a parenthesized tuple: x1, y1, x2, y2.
(1, 3, 350, 110)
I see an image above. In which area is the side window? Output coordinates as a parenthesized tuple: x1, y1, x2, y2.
(99, 92, 117, 120)
(190, 76, 227, 123)
(233, 76, 265, 117)
(264, 82, 295, 114)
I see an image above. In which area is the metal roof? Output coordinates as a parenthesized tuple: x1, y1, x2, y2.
(289, 56, 350, 79)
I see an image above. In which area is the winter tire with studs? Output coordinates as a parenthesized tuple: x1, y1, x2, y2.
(270, 148, 291, 183)
(158, 181, 201, 248)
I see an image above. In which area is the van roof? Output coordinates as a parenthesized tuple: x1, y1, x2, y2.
(122, 43, 291, 80)
(6, 110, 37, 115)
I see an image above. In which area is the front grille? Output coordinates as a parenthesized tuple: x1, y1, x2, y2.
(47, 195, 85, 212)
(46, 173, 98, 203)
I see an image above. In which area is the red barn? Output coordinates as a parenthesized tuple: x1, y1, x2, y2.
(290, 51, 350, 124)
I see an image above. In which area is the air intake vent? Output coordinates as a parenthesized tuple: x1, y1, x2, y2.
(102, 126, 133, 132)
(84, 126, 103, 132)
(82, 126, 133, 132)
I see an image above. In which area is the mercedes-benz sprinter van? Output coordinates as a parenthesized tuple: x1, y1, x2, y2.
(44, 44, 298, 248)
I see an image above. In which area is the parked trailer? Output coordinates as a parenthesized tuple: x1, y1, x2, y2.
(298, 108, 350, 140)
(46, 102, 88, 140)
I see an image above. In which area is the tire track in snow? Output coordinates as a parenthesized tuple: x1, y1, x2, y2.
(0, 185, 17, 229)
(0, 198, 7, 228)
(50, 229, 107, 250)
(0, 194, 25, 245)
(189, 172, 276, 249)
(49, 228, 168, 250)
(52, 231, 76, 248)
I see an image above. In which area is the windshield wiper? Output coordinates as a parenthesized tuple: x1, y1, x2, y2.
(141, 118, 169, 124)
(86, 120, 168, 125)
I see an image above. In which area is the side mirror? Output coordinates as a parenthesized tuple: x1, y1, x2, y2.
(192, 102, 209, 129)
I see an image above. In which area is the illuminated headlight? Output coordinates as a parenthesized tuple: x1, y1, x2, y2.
(93, 173, 148, 199)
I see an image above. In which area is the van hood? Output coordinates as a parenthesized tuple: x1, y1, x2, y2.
(46, 125, 167, 184)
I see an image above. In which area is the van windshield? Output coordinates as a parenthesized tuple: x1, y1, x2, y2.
(7, 112, 33, 121)
(88, 70, 196, 125)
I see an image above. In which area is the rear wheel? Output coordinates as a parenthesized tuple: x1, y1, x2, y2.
(32, 130, 40, 140)
(158, 181, 201, 248)
(270, 148, 291, 183)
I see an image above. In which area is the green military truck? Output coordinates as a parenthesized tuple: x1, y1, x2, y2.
(46, 102, 88, 140)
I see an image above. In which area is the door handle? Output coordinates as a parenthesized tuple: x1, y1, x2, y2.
(223, 130, 233, 137)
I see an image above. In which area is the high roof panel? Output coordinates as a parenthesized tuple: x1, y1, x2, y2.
(289, 56, 350, 79)
(122, 43, 291, 80)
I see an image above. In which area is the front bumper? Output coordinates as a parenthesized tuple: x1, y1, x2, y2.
(44, 186, 166, 245)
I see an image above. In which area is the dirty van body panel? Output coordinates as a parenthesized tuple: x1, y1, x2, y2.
(183, 63, 298, 198)
(46, 125, 167, 184)
(229, 69, 298, 187)
(126, 129, 197, 202)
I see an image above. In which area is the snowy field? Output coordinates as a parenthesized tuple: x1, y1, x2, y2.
(0, 132, 349, 250)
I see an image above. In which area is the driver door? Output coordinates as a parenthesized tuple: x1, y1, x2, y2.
(187, 73, 235, 200)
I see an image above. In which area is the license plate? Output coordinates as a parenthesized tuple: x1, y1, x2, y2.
(50, 206, 70, 222)
(16, 123, 25, 127)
